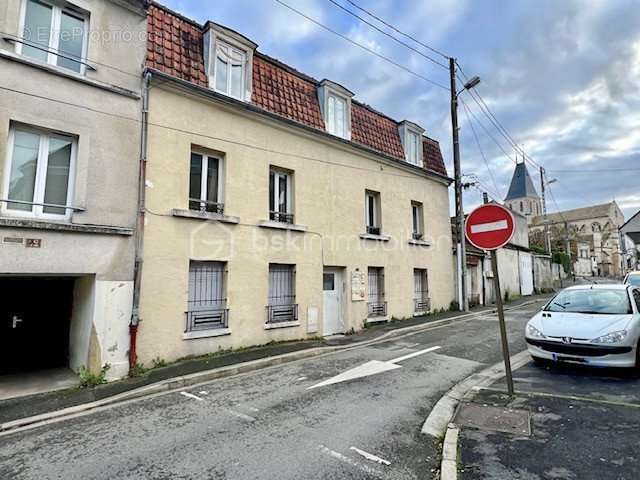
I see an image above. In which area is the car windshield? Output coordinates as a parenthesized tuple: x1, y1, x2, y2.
(625, 275, 640, 286)
(545, 289, 632, 315)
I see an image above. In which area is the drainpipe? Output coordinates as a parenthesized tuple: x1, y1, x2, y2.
(129, 71, 151, 371)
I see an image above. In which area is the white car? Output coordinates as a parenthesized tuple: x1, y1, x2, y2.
(526, 284, 640, 367)
(624, 271, 640, 287)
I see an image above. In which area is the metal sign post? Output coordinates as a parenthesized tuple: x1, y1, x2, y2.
(465, 203, 516, 396)
(490, 251, 514, 396)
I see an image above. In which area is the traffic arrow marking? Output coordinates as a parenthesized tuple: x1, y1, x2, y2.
(307, 346, 441, 389)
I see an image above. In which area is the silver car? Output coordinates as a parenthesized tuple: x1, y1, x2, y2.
(526, 284, 640, 367)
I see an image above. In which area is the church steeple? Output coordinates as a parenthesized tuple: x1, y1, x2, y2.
(504, 159, 541, 222)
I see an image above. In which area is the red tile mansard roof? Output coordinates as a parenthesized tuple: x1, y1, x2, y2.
(146, 2, 449, 179)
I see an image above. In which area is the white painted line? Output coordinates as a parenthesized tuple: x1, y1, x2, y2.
(307, 360, 401, 389)
(349, 447, 391, 466)
(180, 391, 203, 401)
(390, 346, 441, 364)
(296, 376, 308, 381)
(319, 445, 382, 477)
(198, 391, 208, 395)
(225, 409, 256, 422)
(470, 219, 508, 234)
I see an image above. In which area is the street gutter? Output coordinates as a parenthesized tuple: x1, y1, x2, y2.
(0, 297, 549, 436)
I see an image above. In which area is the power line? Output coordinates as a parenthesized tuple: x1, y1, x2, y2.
(272, 0, 450, 91)
(0, 84, 446, 182)
(460, 99, 503, 199)
(459, 97, 517, 164)
(323, 0, 448, 69)
(0, 31, 143, 80)
(343, 0, 450, 60)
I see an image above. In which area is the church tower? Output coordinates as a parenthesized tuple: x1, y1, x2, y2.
(504, 161, 542, 223)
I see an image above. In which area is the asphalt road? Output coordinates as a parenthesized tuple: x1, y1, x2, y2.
(0, 300, 547, 480)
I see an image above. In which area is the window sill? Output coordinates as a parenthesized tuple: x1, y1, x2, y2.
(264, 321, 301, 330)
(258, 220, 307, 232)
(0, 48, 140, 99)
(408, 238, 432, 247)
(359, 233, 391, 242)
(172, 209, 239, 224)
(0, 217, 133, 235)
(183, 328, 231, 340)
(365, 316, 389, 324)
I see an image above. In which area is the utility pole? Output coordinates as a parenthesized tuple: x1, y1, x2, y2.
(450, 57, 468, 312)
(564, 220, 573, 279)
(540, 166, 551, 254)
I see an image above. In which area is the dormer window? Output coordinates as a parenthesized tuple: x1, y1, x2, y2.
(204, 22, 257, 102)
(214, 43, 245, 99)
(327, 95, 347, 138)
(399, 121, 425, 167)
(318, 79, 353, 140)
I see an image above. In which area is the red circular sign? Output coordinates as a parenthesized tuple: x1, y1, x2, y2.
(465, 204, 515, 250)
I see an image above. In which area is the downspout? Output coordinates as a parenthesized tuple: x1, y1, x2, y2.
(129, 71, 151, 371)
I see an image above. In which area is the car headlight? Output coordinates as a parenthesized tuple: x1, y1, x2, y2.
(526, 324, 546, 339)
(591, 330, 628, 344)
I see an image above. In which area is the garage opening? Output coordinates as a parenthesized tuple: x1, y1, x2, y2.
(0, 277, 75, 376)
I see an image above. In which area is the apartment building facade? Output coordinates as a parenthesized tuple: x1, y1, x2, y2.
(0, 0, 147, 379)
(135, 4, 455, 365)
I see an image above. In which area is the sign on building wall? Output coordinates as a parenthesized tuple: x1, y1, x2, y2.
(351, 270, 366, 301)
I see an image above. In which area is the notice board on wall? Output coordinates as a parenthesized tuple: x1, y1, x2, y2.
(351, 269, 366, 301)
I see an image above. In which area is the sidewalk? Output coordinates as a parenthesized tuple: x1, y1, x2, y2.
(457, 388, 640, 479)
(0, 293, 550, 428)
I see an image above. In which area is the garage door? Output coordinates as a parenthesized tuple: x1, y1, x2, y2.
(519, 254, 534, 296)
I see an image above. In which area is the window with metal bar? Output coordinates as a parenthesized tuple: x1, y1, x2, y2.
(189, 151, 224, 214)
(411, 201, 424, 240)
(2, 124, 76, 220)
(269, 167, 294, 223)
(413, 269, 430, 313)
(186, 261, 228, 332)
(365, 190, 381, 235)
(367, 267, 386, 317)
(267, 264, 297, 324)
(19, 0, 88, 74)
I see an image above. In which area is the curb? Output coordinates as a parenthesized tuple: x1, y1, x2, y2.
(440, 423, 459, 480)
(0, 298, 546, 436)
(423, 350, 532, 480)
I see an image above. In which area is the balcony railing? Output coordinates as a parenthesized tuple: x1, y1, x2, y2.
(414, 297, 431, 313)
(269, 211, 295, 224)
(366, 225, 381, 235)
(367, 301, 387, 318)
(189, 198, 225, 215)
(185, 307, 229, 332)
(266, 304, 298, 324)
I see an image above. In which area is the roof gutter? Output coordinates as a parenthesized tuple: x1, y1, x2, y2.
(144, 68, 454, 186)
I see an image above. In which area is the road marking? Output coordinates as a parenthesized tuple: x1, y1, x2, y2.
(225, 409, 257, 422)
(349, 447, 391, 466)
(470, 219, 508, 234)
(296, 376, 308, 381)
(308, 346, 441, 389)
(389, 346, 441, 363)
(180, 391, 203, 401)
(198, 391, 209, 395)
(319, 445, 383, 477)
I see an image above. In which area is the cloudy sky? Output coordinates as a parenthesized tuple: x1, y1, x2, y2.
(164, 0, 640, 220)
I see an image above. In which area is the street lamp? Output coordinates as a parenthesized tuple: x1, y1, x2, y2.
(450, 58, 480, 312)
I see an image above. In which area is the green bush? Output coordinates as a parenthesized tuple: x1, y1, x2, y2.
(129, 362, 148, 378)
(449, 300, 460, 312)
(79, 364, 110, 388)
(151, 357, 167, 369)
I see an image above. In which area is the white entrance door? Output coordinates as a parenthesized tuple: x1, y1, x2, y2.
(323, 269, 344, 335)
(519, 253, 534, 296)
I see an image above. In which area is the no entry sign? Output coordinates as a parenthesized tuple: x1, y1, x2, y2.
(465, 204, 515, 251)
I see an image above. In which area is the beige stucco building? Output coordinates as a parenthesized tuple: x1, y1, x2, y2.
(134, 4, 456, 365)
(0, 0, 147, 380)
